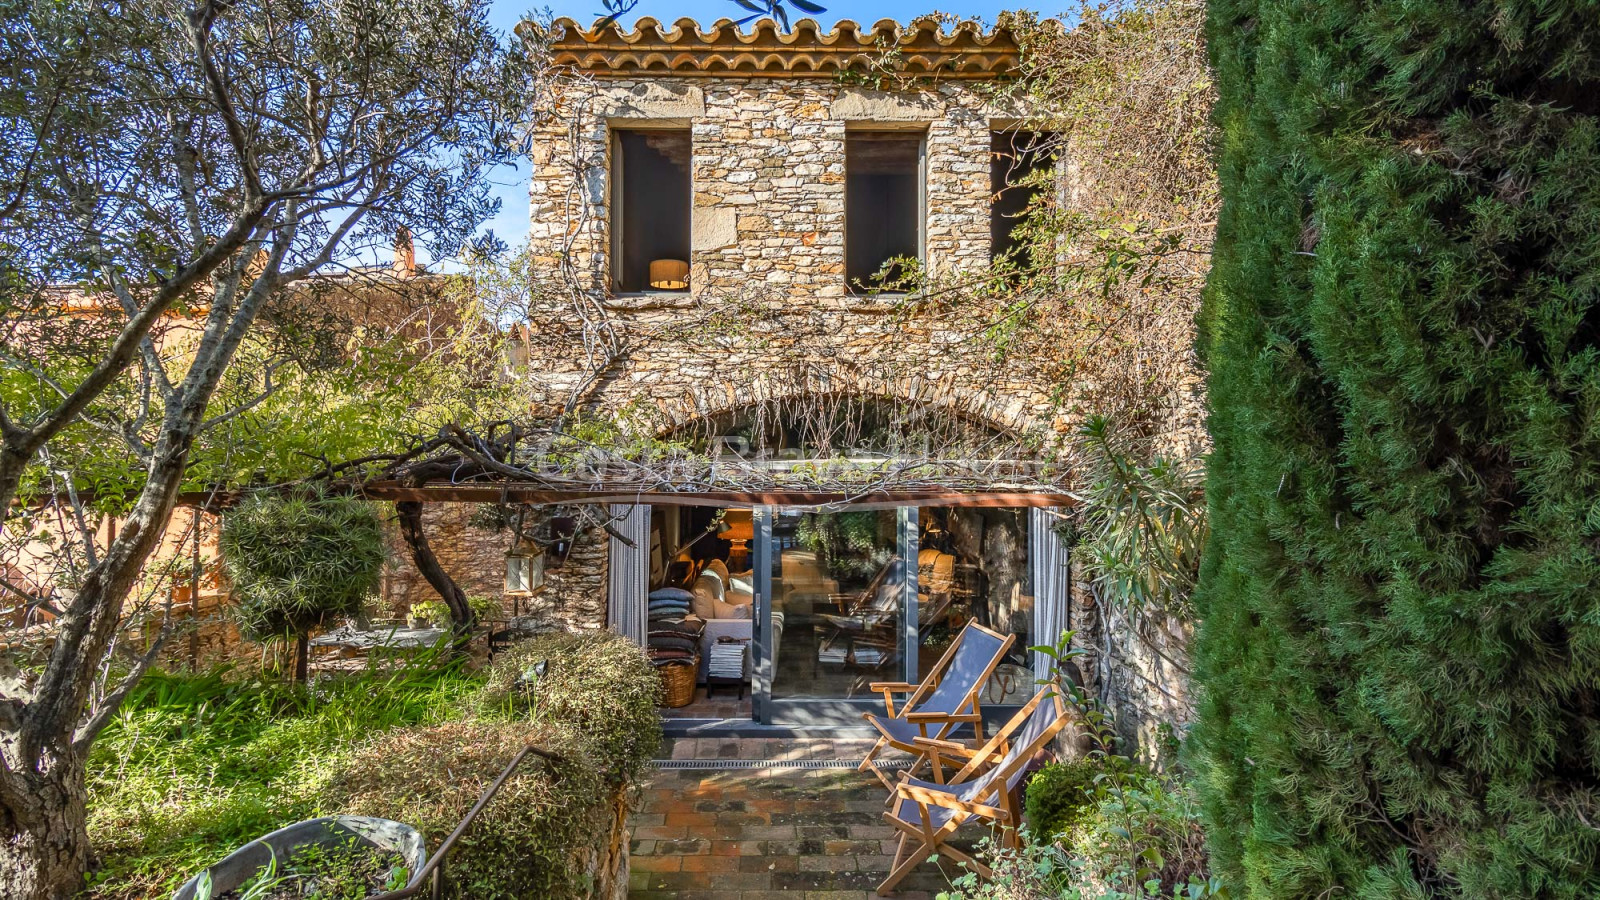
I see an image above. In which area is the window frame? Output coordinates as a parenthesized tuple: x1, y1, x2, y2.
(608, 124, 694, 295)
(842, 126, 928, 295)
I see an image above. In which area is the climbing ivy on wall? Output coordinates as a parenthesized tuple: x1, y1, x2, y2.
(1193, 0, 1600, 896)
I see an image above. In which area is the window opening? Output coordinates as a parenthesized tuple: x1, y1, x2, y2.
(612, 129, 691, 293)
(845, 132, 924, 290)
(991, 131, 1056, 266)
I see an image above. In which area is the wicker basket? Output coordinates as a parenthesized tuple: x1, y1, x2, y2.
(657, 658, 698, 708)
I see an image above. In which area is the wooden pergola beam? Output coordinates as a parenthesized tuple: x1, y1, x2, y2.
(156, 483, 1075, 510)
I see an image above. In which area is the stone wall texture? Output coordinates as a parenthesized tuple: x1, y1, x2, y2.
(378, 504, 608, 634)
(515, 76, 1077, 442)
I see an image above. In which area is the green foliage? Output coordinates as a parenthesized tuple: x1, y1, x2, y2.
(944, 767, 1220, 900)
(1069, 416, 1206, 620)
(410, 595, 500, 627)
(226, 832, 408, 900)
(334, 632, 660, 898)
(475, 631, 662, 784)
(329, 721, 596, 899)
(795, 511, 893, 580)
(84, 663, 477, 899)
(219, 492, 386, 642)
(1025, 755, 1134, 840)
(1195, 0, 1600, 895)
(86, 633, 659, 899)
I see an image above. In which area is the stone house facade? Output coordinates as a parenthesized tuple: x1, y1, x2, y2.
(391, 18, 1080, 643)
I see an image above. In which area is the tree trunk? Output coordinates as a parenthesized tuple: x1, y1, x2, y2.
(0, 755, 89, 900)
(394, 500, 476, 642)
(294, 633, 309, 683)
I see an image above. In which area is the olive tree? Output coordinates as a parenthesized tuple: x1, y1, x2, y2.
(0, 0, 528, 894)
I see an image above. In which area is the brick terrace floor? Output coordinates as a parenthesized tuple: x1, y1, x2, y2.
(628, 736, 994, 899)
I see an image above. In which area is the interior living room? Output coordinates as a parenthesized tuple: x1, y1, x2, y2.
(641, 502, 1041, 724)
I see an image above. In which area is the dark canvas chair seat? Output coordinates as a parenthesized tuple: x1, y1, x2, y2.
(858, 620, 1014, 788)
(877, 687, 1071, 894)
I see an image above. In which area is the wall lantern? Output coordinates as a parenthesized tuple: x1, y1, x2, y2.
(505, 546, 545, 594)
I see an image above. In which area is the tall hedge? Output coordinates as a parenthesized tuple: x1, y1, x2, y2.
(1193, 1, 1600, 896)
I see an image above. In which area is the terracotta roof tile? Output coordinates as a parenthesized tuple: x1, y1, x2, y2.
(545, 16, 1021, 78)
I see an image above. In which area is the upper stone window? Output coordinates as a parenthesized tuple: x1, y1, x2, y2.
(990, 130, 1056, 266)
(611, 129, 691, 293)
(845, 131, 925, 291)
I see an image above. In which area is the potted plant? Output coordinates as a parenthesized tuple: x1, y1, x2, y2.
(173, 816, 425, 900)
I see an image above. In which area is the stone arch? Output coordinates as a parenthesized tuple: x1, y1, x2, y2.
(643, 366, 1053, 443)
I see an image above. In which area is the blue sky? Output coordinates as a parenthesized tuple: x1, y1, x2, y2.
(457, 0, 1044, 264)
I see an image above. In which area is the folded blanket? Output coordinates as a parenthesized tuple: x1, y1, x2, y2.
(648, 634, 699, 654)
(650, 618, 705, 637)
(649, 651, 696, 664)
(648, 597, 691, 609)
(649, 587, 696, 602)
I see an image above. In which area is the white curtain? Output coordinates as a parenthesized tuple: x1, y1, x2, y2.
(1029, 506, 1072, 681)
(607, 504, 650, 645)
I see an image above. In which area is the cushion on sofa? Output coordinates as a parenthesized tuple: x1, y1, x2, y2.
(705, 558, 731, 584)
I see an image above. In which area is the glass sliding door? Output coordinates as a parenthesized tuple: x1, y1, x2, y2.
(915, 506, 1035, 707)
(752, 503, 1046, 724)
(769, 508, 909, 702)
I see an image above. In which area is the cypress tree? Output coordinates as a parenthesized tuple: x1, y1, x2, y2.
(1193, 0, 1600, 895)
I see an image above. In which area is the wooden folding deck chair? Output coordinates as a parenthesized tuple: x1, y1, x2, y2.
(858, 620, 1015, 789)
(876, 686, 1071, 894)
(816, 558, 902, 674)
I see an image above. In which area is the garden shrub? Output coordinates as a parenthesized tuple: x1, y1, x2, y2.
(476, 630, 662, 783)
(329, 720, 603, 899)
(1024, 754, 1132, 840)
(329, 632, 661, 898)
(1196, 0, 1600, 894)
(219, 490, 386, 678)
(948, 768, 1218, 899)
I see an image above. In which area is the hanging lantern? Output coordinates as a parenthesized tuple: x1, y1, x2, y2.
(505, 546, 545, 594)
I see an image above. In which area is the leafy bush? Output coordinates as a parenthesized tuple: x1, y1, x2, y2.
(1024, 754, 1132, 840)
(409, 594, 499, 627)
(947, 769, 1220, 900)
(476, 631, 662, 784)
(220, 491, 385, 676)
(1196, 0, 1600, 893)
(329, 721, 599, 899)
(332, 632, 659, 898)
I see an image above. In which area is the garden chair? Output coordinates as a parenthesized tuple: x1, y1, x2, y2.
(816, 558, 903, 672)
(876, 686, 1071, 894)
(858, 620, 1014, 788)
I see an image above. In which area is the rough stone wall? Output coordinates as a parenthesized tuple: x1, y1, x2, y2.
(1066, 571, 1194, 767)
(378, 504, 608, 632)
(516, 78, 1073, 441)
(379, 503, 509, 618)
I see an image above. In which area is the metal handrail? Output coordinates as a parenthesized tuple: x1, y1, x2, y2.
(370, 744, 563, 900)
